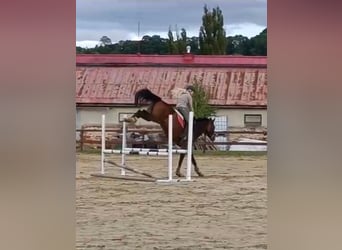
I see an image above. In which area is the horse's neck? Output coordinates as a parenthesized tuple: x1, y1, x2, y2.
(194, 120, 209, 139)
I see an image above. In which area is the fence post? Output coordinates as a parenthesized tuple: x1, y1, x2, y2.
(80, 128, 84, 151)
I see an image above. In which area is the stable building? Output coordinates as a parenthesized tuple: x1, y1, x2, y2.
(76, 54, 267, 137)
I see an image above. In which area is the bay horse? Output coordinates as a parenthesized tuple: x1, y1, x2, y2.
(124, 88, 215, 177)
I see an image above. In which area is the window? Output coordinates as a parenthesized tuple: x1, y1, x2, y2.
(118, 112, 134, 122)
(244, 114, 262, 127)
(211, 115, 228, 134)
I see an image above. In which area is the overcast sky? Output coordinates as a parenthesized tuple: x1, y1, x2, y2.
(76, 0, 267, 48)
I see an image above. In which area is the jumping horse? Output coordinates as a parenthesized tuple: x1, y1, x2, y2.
(124, 88, 215, 177)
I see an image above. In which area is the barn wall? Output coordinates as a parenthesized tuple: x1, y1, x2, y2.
(76, 107, 267, 129)
(215, 109, 267, 128)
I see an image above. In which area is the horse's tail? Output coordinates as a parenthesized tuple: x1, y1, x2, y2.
(134, 88, 162, 106)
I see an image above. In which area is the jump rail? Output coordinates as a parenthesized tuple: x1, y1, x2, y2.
(96, 112, 194, 183)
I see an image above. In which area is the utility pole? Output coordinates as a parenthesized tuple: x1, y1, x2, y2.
(137, 21, 141, 54)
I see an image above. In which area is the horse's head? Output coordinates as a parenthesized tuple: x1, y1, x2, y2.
(205, 118, 216, 141)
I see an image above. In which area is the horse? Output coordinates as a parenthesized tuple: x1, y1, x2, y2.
(124, 88, 215, 177)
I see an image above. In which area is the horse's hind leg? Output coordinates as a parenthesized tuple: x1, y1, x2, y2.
(177, 154, 204, 177)
(192, 154, 204, 177)
(176, 153, 186, 177)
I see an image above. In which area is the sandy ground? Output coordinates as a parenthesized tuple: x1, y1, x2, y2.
(76, 152, 267, 250)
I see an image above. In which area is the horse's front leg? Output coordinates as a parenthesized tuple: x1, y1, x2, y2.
(192, 154, 204, 177)
(176, 153, 186, 177)
(124, 110, 153, 123)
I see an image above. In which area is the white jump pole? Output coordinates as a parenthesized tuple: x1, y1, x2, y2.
(101, 114, 105, 174)
(168, 114, 173, 181)
(121, 116, 127, 175)
(101, 113, 193, 182)
(186, 111, 194, 181)
(156, 114, 176, 183)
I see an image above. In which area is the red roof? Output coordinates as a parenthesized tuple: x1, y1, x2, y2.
(76, 54, 267, 107)
(77, 54, 267, 68)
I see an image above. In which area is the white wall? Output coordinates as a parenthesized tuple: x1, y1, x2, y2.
(76, 107, 267, 128)
(215, 109, 267, 128)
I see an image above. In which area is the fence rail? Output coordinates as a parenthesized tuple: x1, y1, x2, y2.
(76, 128, 267, 151)
(76, 128, 266, 134)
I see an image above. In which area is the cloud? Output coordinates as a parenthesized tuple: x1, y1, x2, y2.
(76, 40, 100, 48)
(227, 23, 266, 38)
(76, 0, 267, 46)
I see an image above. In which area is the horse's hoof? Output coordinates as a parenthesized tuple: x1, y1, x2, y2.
(176, 172, 184, 177)
(197, 172, 204, 177)
(124, 117, 137, 123)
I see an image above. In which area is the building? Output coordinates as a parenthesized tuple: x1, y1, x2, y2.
(76, 54, 267, 135)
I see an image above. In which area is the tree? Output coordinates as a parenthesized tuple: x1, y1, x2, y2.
(95, 44, 113, 54)
(226, 35, 250, 55)
(248, 28, 267, 56)
(192, 80, 216, 118)
(76, 27, 267, 55)
(140, 35, 169, 54)
(99, 36, 112, 46)
(167, 26, 188, 54)
(76, 46, 84, 54)
(199, 5, 227, 55)
(167, 26, 177, 54)
(177, 28, 187, 54)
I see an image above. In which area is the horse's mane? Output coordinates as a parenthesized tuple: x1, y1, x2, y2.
(135, 88, 162, 105)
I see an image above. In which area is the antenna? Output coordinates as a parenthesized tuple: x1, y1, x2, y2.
(137, 21, 141, 54)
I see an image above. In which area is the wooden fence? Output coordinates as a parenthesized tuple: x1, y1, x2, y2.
(76, 126, 267, 152)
